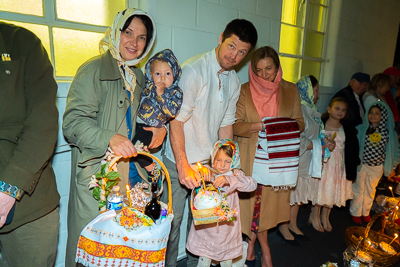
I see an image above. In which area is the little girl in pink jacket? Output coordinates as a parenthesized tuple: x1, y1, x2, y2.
(186, 139, 257, 267)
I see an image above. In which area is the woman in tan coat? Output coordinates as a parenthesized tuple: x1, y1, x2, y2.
(233, 46, 304, 267)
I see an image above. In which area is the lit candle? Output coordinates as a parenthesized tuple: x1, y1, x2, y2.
(366, 240, 371, 250)
(329, 132, 337, 142)
(390, 234, 398, 245)
(197, 162, 207, 188)
(390, 186, 395, 198)
(126, 184, 132, 208)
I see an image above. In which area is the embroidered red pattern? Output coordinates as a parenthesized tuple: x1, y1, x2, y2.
(78, 236, 166, 263)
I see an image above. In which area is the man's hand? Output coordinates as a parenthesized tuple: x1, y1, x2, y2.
(201, 166, 212, 182)
(0, 192, 16, 228)
(109, 133, 137, 158)
(143, 126, 167, 149)
(178, 164, 200, 189)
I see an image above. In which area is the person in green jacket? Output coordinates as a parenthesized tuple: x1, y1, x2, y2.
(0, 22, 60, 266)
(62, 8, 163, 266)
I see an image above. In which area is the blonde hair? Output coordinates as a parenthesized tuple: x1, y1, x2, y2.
(368, 73, 391, 98)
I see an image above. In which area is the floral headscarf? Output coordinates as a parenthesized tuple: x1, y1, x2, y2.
(297, 75, 324, 133)
(211, 139, 241, 172)
(99, 8, 156, 102)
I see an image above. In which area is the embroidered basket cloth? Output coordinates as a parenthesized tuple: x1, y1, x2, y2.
(76, 207, 173, 267)
(252, 117, 300, 188)
(76, 151, 174, 267)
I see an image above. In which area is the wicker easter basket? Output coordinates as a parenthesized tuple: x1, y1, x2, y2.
(95, 151, 173, 214)
(384, 200, 400, 238)
(76, 151, 173, 267)
(191, 183, 222, 226)
(345, 213, 400, 267)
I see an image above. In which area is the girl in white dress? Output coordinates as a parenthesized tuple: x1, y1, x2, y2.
(313, 98, 354, 231)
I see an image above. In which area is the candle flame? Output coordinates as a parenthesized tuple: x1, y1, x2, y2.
(126, 184, 130, 191)
(368, 240, 371, 245)
(396, 234, 398, 238)
(390, 186, 393, 190)
(197, 162, 202, 169)
(396, 206, 399, 210)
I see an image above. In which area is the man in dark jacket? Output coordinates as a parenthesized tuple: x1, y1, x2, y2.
(332, 72, 370, 126)
(0, 22, 60, 266)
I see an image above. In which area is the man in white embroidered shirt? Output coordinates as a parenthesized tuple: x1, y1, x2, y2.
(161, 19, 258, 267)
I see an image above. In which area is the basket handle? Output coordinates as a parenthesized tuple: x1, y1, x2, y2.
(136, 151, 173, 215)
(363, 213, 386, 248)
(105, 150, 173, 215)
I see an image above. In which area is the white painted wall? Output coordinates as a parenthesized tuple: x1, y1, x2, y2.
(138, 0, 282, 87)
(53, 82, 71, 267)
(46, 1, 400, 266)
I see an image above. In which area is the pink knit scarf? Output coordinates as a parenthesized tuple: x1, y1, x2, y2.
(249, 63, 283, 119)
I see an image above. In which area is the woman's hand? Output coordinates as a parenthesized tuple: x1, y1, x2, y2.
(143, 126, 167, 149)
(213, 175, 230, 188)
(249, 122, 264, 134)
(307, 142, 313, 150)
(0, 192, 16, 228)
(109, 133, 137, 158)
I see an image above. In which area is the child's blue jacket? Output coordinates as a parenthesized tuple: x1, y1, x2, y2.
(356, 101, 400, 176)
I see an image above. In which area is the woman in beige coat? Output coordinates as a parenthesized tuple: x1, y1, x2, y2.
(233, 46, 304, 267)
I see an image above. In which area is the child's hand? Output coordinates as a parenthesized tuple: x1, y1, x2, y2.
(327, 140, 336, 151)
(213, 175, 230, 188)
(155, 82, 166, 96)
(143, 126, 167, 149)
(322, 137, 329, 145)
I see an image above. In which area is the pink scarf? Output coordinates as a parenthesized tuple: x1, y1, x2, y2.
(249, 63, 283, 119)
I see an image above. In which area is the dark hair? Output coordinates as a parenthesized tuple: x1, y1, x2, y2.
(121, 14, 154, 59)
(309, 75, 318, 88)
(321, 97, 349, 120)
(222, 19, 258, 51)
(368, 104, 382, 114)
(368, 73, 391, 98)
(366, 105, 382, 134)
(250, 46, 279, 75)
